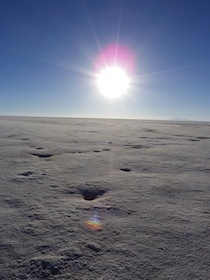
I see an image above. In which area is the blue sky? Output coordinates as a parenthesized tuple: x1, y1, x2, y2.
(0, 0, 210, 120)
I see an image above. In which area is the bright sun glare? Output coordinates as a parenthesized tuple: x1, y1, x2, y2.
(97, 66, 130, 99)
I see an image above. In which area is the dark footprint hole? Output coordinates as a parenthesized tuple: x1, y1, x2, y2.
(41, 260, 60, 275)
(196, 136, 210, 140)
(144, 129, 158, 133)
(120, 168, 131, 172)
(21, 171, 33, 177)
(130, 145, 145, 149)
(36, 147, 44, 150)
(189, 139, 200, 142)
(80, 188, 106, 201)
(94, 150, 101, 153)
(32, 153, 52, 158)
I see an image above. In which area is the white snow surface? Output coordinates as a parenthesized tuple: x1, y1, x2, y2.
(0, 116, 209, 279)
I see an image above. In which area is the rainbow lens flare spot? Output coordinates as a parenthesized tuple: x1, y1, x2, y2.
(85, 210, 103, 231)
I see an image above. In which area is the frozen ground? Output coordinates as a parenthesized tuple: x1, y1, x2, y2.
(0, 116, 209, 279)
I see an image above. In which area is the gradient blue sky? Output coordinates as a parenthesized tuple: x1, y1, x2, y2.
(1, 0, 210, 120)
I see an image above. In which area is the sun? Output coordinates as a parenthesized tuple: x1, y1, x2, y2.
(97, 66, 130, 99)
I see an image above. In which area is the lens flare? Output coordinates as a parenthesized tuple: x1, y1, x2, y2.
(95, 43, 135, 99)
(85, 208, 103, 231)
(95, 43, 136, 75)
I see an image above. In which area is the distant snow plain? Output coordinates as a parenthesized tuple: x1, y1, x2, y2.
(0, 116, 209, 279)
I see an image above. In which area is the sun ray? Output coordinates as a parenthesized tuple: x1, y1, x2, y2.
(0, 45, 96, 78)
(83, 1, 107, 70)
(114, 1, 123, 64)
(131, 59, 210, 83)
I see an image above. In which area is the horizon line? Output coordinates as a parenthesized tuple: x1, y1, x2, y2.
(0, 114, 209, 123)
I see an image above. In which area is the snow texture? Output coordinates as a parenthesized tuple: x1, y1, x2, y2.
(0, 116, 209, 279)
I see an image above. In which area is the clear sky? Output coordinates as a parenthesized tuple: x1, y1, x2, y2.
(1, 0, 210, 121)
